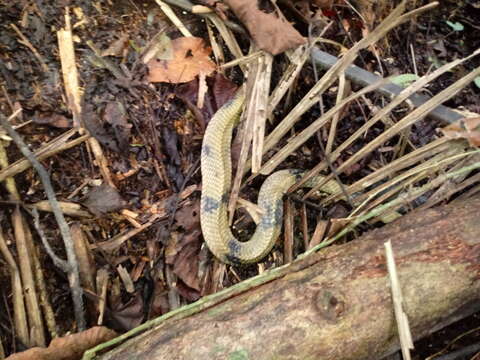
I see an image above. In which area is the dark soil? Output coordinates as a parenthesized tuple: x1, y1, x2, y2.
(0, 0, 479, 358)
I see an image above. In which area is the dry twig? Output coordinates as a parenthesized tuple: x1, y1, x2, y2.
(385, 240, 413, 360)
(301, 64, 480, 199)
(0, 113, 86, 330)
(0, 229, 28, 347)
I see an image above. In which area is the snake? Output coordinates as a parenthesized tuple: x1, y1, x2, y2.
(200, 89, 345, 265)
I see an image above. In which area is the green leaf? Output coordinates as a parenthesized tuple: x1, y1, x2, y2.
(446, 21, 464, 31)
(391, 74, 420, 88)
(474, 76, 480, 89)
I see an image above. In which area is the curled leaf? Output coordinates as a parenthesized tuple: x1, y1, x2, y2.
(5, 326, 117, 360)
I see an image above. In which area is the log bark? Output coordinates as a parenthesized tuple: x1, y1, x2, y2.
(100, 197, 480, 360)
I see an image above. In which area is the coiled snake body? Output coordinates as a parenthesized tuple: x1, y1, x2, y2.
(200, 90, 342, 264)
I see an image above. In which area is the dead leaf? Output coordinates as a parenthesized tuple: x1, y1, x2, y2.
(103, 101, 131, 152)
(431, 39, 447, 57)
(172, 230, 202, 291)
(176, 73, 238, 130)
(326, 203, 350, 219)
(165, 228, 202, 293)
(32, 112, 72, 128)
(224, 0, 305, 55)
(162, 126, 181, 167)
(101, 34, 129, 57)
(162, 126, 184, 189)
(176, 278, 201, 301)
(174, 201, 200, 232)
(84, 105, 121, 152)
(327, 218, 351, 238)
(149, 276, 170, 318)
(146, 37, 216, 83)
(440, 117, 480, 147)
(105, 291, 145, 332)
(5, 326, 117, 360)
(83, 184, 127, 216)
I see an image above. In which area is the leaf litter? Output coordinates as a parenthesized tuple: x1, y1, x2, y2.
(0, 0, 479, 359)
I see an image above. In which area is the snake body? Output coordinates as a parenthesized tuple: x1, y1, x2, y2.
(200, 90, 342, 264)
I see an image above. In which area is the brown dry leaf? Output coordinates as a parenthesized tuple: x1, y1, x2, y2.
(32, 112, 72, 128)
(176, 278, 201, 301)
(101, 34, 129, 57)
(146, 37, 216, 83)
(105, 291, 145, 332)
(165, 227, 202, 294)
(176, 73, 238, 131)
(224, 0, 305, 55)
(5, 326, 117, 360)
(327, 218, 351, 238)
(440, 117, 480, 147)
(174, 200, 201, 232)
(308, 219, 328, 249)
(84, 105, 121, 152)
(149, 274, 170, 318)
(83, 184, 127, 216)
(172, 230, 202, 292)
(103, 101, 131, 152)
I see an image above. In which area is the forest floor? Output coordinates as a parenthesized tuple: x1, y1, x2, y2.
(0, 0, 479, 359)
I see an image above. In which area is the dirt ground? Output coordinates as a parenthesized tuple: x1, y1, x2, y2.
(0, 0, 479, 358)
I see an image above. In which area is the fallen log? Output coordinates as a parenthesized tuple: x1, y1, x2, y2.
(95, 196, 480, 360)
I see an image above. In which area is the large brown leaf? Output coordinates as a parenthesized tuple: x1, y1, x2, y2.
(224, 0, 305, 55)
(5, 327, 117, 360)
(146, 37, 216, 84)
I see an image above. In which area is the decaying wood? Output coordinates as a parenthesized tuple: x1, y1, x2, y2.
(99, 197, 480, 360)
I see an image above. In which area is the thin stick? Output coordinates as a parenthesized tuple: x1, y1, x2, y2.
(299, 53, 480, 198)
(93, 214, 163, 252)
(0, 131, 89, 183)
(0, 113, 86, 330)
(304, 160, 480, 255)
(1, 132, 57, 339)
(57, 9, 82, 127)
(31, 208, 69, 270)
(10, 24, 49, 73)
(162, 0, 245, 35)
(258, 78, 391, 175)
(326, 74, 349, 155)
(322, 138, 450, 204)
(262, 2, 436, 158)
(155, 0, 193, 37)
(252, 53, 273, 172)
(11, 207, 45, 346)
(283, 199, 294, 263)
(0, 229, 29, 346)
(385, 240, 413, 360)
(22, 215, 58, 339)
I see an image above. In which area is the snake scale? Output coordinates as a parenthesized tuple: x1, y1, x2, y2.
(200, 89, 344, 265)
